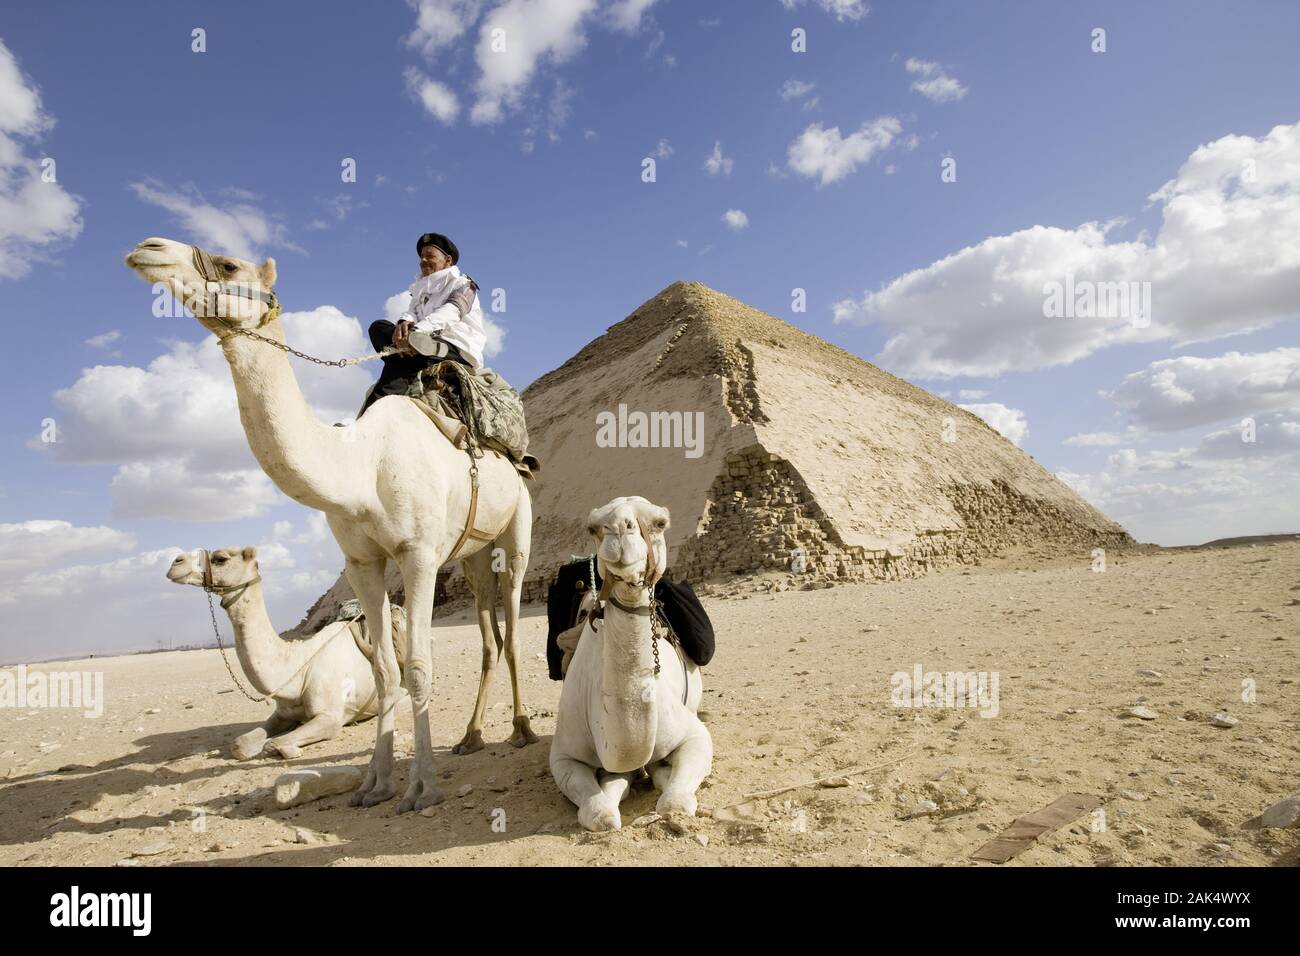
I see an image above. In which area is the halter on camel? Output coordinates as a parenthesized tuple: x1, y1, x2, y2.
(190, 243, 281, 328)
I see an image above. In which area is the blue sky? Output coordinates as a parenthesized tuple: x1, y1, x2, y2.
(2, 0, 1298, 661)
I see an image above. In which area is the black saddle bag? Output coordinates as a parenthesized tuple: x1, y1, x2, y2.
(545, 558, 715, 680)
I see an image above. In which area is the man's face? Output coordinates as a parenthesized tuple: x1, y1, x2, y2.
(419, 244, 451, 276)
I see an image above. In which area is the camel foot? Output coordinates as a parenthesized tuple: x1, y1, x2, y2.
(231, 731, 268, 761)
(349, 769, 397, 808)
(265, 740, 302, 760)
(397, 774, 446, 814)
(451, 729, 485, 755)
(508, 715, 539, 749)
(578, 796, 621, 832)
(656, 790, 698, 818)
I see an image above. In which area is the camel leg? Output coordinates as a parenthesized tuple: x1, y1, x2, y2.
(654, 724, 713, 818)
(346, 558, 400, 808)
(598, 770, 636, 808)
(452, 549, 499, 756)
(265, 713, 343, 759)
(500, 487, 537, 749)
(551, 754, 621, 831)
(396, 547, 444, 814)
(232, 710, 295, 760)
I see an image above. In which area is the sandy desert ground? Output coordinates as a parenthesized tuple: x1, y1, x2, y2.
(2, 540, 1297, 867)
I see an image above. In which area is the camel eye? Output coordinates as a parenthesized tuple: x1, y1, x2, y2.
(222, 261, 237, 273)
(212, 555, 228, 564)
(171, 556, 183, 565)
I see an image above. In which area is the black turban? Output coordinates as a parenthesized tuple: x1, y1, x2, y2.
(416, 232, 459, 264)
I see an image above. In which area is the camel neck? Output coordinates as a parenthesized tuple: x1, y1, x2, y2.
(220, 320, 356, 514)
(601, 585, 658, 695)
(594, 579, 660, 770)
(220, 582, 302, 697)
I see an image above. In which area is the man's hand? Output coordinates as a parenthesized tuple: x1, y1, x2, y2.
(392, 320, 417, 355)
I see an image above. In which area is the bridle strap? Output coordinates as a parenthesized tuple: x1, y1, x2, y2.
(199, 549, 262, 608)
(189, 244, 279, 331)
(606, 591, 652, 616)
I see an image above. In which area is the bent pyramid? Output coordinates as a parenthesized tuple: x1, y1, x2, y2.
(290, 281, 1130, 632)
(519, 281, 1129, 592)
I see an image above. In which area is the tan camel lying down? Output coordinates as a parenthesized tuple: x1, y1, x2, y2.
(167, 547, 406, 759)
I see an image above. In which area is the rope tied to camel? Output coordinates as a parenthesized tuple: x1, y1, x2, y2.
(219, 326, 398, 367)
(203, 588, 366, 704)
(198, 547, 364, 704)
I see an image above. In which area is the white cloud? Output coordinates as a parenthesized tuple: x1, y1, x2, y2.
(832, 122, 1300, 378)
(38, 306, 379, 520)
(605, 0, 660, 32)
(1063, 430, 1137, 447)
(704, 140, 734, 176)
(653, 138, 674, 159)
(1197, 410, 1300, 459)
(1105, 348, 1300, 432)
(110, 460, 281, 522)
(957, 388, 988, 400)
(404, 67, 461, 124)
(0, 548, 190, 661)
(0, 520, 135, 589)
(1057, 432, 1300, 546)
(787, 116, 902, 186)
(128, 180, 298, 261)
(779, 79, 816, 101)
(958, 402, 1027, 445)
(405, 0, 486, 56)
(0, 38, 83, 280)
(0, 512, 346, 661)
(779, 0, 869, 21)
(470, 0, 599, 124)
(722, 209, 749, 231)
(84, 329, 121, 350)
(905, 57, 968, 103)
(404, 1, 662, 128)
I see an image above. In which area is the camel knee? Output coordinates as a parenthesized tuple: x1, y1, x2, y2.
(404, 658, 432, 703)
(507, 551, 527, 581)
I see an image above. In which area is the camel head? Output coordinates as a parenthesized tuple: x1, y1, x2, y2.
(586, 496, 670, 589)
(166, 547, 259, 590)
(125, 237, 278, 335)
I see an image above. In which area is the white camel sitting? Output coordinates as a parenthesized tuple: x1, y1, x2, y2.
(550, 496, 713, 831)
(166, 546, 407, 759)
(126, 238, 536, 814)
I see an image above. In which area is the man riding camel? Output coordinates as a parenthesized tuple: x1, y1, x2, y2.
(358, 231, 487, 417)
(353, 231, 536, 477)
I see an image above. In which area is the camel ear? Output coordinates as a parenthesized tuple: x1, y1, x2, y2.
(586, 504, 610, 540)
(259, 257, 277, 289)
(633, 501, 670, 534)
(638, 508, 669, 588)
(650, 505, 670, 533)
(242, 546, 257, 560)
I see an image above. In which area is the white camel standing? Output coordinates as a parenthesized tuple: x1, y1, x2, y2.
(550, 496, 713, 831)
(127, 238, 536, 813)
(166, 546, 407, 759)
